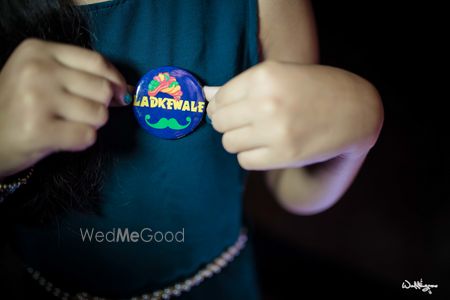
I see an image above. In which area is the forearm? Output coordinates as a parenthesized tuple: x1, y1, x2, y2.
(255, 0, 383, 214)
(266, 152, 366, 215)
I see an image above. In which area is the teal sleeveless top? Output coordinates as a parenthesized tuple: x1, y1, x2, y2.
(11, 0, 261, 298)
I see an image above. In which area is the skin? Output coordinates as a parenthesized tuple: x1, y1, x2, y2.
(0, 39, 128, 180)
(74, 0, 107, 4)
(205, 0, 384, 215)
(2, 0, 384, 217)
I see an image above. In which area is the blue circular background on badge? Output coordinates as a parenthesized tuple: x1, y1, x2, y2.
(133, 66, 206, 139)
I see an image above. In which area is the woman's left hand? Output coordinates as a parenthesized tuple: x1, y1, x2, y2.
(205, 61, 383, 170)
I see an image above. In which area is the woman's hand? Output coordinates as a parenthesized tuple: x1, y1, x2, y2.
(0, 38, 128, 179)
(205, 61, 383, 171)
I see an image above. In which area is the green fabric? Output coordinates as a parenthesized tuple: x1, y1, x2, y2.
(11, 0, 261, 299)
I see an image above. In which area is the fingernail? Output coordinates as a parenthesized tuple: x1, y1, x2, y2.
(124, 92, 133, 105)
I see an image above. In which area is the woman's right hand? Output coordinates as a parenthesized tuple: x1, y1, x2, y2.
(0, 38, 129, 180)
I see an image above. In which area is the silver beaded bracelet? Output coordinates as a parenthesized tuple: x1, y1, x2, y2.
(0, 167, 34, 203)
(26, 229, 248, 300)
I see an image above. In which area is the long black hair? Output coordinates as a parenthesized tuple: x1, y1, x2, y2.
(0, 0, 106, 224)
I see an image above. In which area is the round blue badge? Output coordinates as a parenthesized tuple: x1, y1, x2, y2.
(133, 66, 205, 139)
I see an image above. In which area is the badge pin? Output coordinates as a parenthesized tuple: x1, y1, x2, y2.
(133, 66, 206, 139)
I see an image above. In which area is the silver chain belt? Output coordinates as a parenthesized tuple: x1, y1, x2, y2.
(26, 229, 248, 300)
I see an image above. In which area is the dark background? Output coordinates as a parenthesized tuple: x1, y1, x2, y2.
(0, 1, 447, 299)
(245, 1, 447, 299)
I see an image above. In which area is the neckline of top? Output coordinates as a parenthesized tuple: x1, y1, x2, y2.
(77, 0, 132, 13)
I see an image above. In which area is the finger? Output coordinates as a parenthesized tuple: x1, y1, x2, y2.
(48, 42, 127, 104)
(210, 100, 254, 133)
(112, 84, 135, 107)
(205, 86, 219, 117)
(109, 81, 131, 107)
(53, 91, 108, 128)
(209, 70, 252, 111)
(50, 42, 126, 86)
(237, 148, 272, 171)
(204, 86, 220, 102)
(222, 126, 266, 154)
(58, 67, 115, 105)
(41, 120, 97, 152)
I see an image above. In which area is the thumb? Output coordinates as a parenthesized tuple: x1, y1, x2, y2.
(204, 85, 221, 123)
(203, 86, 220, 102)
(204, 86, 221, 124)
(110, 84, 135, 107)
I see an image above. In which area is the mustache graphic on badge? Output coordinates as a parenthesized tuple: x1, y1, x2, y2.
(145, 114, 192, 130)
(133, 66, 206, 139)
